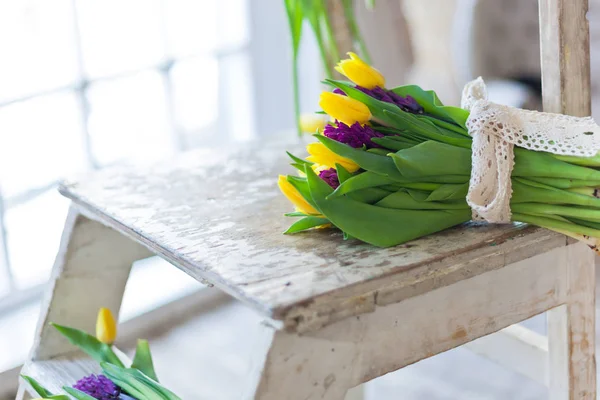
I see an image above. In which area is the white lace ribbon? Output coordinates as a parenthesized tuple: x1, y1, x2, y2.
(462, 77, 600, 223)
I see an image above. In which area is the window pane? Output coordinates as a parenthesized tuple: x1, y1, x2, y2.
(0, 220, 10, 297)
(165, 0, 218, 57)
(217, 0, 250, 49)
(6, 190, 70, 289)
(0, 92, 87, 198)
(87, 71, 174, 165)
(171, 57, 219, 144)
(0, 0, 79, 102)
(76, 0, 164, 78)
(220, 52, 256, 141)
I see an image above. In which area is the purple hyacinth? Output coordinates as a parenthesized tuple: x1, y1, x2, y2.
(333, 87, 423, 114)
(73, 374, 120, 400)
(319, 168, 340, 189)
(323, 121, 383, 149)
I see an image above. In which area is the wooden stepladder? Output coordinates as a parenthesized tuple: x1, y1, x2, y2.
(17, 0, 596, 399)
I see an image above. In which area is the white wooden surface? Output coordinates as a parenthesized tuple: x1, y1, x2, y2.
(243, 244, 583, 399)
(59, 140, 570, 333)
(539, 0, 591, 117)
(539, 1, 596, 398)
(547, 243, 596, 399)
(30, 208, 151, 362)
(22, 244, 578, 400)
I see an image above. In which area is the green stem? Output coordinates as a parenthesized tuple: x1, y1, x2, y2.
(342, 0, 372, 64)
(292, 53, 301, 137)
(341, 0, 372, 63)
(553, 152, 600, 167)
(513, 212, 600, 239)
(317, 39, 334, 79)
(512, 203, 600, 222)
(321, 2, 340, 65)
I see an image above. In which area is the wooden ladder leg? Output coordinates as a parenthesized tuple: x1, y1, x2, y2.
(15, 386, 32, 400)
(548, 242, 596, 400)
(243, 322, 362, 400)
(16, 206, 151, 399)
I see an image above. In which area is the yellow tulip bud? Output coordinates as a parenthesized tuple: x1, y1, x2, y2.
(96, 307, 117, 345)
(299, 113, 328, 134)
(306, 142, 360, 173)
(335, 52, 385, 89)
(278, 175, 320, 215)
(319, 92, 371, 126)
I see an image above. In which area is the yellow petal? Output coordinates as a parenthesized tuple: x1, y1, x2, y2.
(347, 52, 361, 61)
(278, 175, 320, 215)
(306, 142, 360, 172)
(319, 92, 371, 126)
(96, 307, 117, 345)
(299, 113, 328, 134)
(336, 52, 385, 89)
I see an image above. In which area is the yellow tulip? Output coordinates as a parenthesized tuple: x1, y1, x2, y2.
(96, 307, 117, 345)
(319, 92, 371, 126)
(306, 142, 360, 172)
(278, 175, 320, 215)
(299, 113, 328, 134)
(335, 52, 385, 89)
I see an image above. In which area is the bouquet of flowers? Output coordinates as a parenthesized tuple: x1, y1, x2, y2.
(21, 308, 181, 400)
(279, 52, 600, 250)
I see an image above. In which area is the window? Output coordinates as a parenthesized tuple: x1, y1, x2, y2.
(0, 0, 266, 306)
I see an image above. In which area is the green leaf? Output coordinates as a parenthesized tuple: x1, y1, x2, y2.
(21, 375, 54, 398)
(102, 363, 182, 400)
(371, 137, 415, 151)
(316, 135, 405, 179)
(367, 148, 392, 156)
(425, 183, 469, 202)
(287, 175, 321, 214)
(329, 171, 397, 198)
(332, 164, 390, 204)
(375, 191, 468, 210)
(335, 163, 353, 184)
(287, 151, 314, 166)
(51, 323, 124, 367)
(340, 0, 372, 63)
(132, 339, 159, 382)
(284, 216, 331, 234)
(290, 162, 307, 172)
(285, 211, 309, 217)
(101, 363, 156, 399)
(128, 369, 181, 400)
(284, 0, 304, 136)
(382, 110, 471, 147)
(63, 387, 97, 400)
(301, 0, 332, 78)
(347, 188, 393, 204)
(389, 85, 470, 129)
(389, 141, 472, 178)
(306, 167, 471, 247)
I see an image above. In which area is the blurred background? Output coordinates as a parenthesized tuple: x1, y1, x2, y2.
(1, 0, 600, 399)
